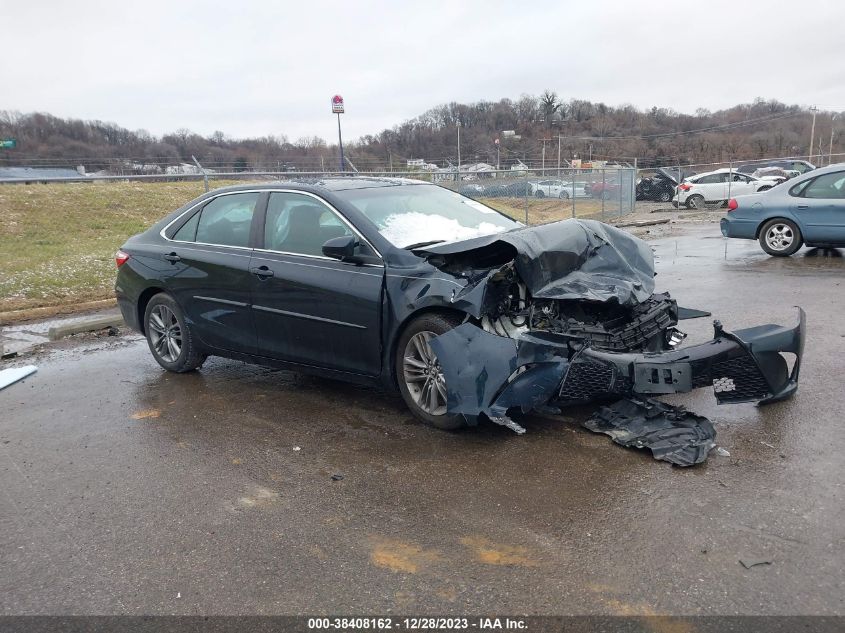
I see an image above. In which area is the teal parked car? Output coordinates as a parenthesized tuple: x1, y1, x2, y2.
(720, 163, 845, 256)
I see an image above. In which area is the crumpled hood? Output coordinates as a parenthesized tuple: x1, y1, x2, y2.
(419, 218, 656, 306)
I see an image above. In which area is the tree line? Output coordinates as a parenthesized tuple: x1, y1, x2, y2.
(0, 94, 841, 173)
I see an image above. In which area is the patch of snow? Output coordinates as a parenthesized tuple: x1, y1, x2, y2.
(380, 212, 508, 248)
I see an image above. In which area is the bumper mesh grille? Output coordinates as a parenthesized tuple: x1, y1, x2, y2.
(711, 355, 770, 403)
(559, 361, 614, 401)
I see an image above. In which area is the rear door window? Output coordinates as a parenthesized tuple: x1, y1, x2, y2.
(696, 174, 722, 184)
(194, 192, 260, 248)
(800, 171, 845, 199)
(172, 211, 200, 241)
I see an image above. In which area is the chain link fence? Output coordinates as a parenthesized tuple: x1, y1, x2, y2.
(0, 167, 638, 226)
(637, 151, 845, 211)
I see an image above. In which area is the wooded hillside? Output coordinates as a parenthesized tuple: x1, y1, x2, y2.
(1, 93, 840, 172)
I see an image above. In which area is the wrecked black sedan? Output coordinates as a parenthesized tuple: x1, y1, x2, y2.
(115, 178, 804, 434)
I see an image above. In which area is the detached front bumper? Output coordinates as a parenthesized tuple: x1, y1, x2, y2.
(558, 308, 805, 406)
(429, 310, 805, 433)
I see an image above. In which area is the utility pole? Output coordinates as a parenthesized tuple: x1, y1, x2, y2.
(809, 106, 818, 163)
(495, 138, 500, 170)
(456, 120, 461, 182)
(829, 114, 838, 166)
(540, 138, 552, 175)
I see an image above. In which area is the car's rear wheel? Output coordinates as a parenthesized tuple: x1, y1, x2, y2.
(658, 190, 672, 202)
(396, 313, 465, 430)
(759, 218, 802, 256)
(144, 293, 205, 372)
(686, 194, 705, 210)
(559, 190, 569, 199)
(535, 190, 545, 198)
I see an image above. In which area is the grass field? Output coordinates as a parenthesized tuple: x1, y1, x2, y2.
(0, 180, 620, 315)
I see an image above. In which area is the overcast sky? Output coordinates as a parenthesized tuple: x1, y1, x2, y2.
(2, 0, 843, 143)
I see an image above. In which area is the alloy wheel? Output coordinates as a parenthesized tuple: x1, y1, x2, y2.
(148, 304, 182, 363)
(403, 331, 447, 416)
(765, 224, 794, 252)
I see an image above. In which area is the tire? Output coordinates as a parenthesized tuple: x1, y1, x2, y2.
(686, 194, 705, 210)
(759, 218, 802, 256)
(658, 190, 672, 203)
(535, 190, 545, 198)
(143, 293, 205, 372)
(559, 191, 569, 199)
(395, 313, 465, 430)
(601, 190, 612, 201)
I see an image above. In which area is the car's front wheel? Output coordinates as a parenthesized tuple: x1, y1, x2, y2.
(144, 293, 205, 372)
(396, 313, 465, 430)
(559, 190, 570, 199)
(535, 190, 545, 198)
(759, 218, 802, 256)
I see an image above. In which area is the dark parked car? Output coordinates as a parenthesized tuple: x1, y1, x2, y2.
(116, 178, 804, 433)
(721, 163, 845, 256)
(636, 167, 694, 203)
(636, 173, 673, 202)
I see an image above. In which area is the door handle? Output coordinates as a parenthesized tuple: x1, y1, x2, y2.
(796, 205, 809, 209)
(163, 252, 181, 262)
(249, 265, 274, 279)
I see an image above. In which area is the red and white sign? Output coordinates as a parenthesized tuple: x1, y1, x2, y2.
(331, 94, 344, 114)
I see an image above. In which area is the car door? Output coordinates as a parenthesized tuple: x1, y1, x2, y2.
(249, 191, 385, 376)
(790, 170, 845, 243)
(692, 173, 725, 202)
(729, 173, 755, 197)
(161, 191, 265, 354)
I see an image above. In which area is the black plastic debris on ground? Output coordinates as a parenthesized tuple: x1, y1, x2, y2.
(584, 397, 716, 467)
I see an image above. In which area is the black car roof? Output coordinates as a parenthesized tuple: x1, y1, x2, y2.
(205, 176, 430, 196)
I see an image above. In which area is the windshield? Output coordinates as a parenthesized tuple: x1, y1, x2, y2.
(335, 184, 521, 248)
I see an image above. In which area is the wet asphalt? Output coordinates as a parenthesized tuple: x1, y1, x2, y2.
(1, 222, 843, 616)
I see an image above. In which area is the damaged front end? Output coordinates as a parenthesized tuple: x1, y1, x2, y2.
(421, 219, 806, 436)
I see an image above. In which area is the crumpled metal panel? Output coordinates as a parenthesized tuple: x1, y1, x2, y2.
(419, 219, 656, 307)
(584, 398, 716, 467)
(428, 324, 569, 434)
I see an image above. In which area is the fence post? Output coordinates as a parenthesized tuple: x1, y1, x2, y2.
(524, 169, 529, 224)
(571, 169, 576, 218)
(191, 155, 209, 192)
(601, 169, 606, 221)
(618, 168, 623, 221)
(727, 158, 733, 201)
(632, 158, 637, 214)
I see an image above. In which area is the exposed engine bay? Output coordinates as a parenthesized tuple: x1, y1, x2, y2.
(479, 262, 683, 354)
(417, 219, 805, 461)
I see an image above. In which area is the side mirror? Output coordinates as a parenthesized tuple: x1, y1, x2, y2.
(322, 234, 359, 261)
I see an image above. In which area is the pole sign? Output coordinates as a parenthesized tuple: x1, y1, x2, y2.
(331, 95, 344, 114)
(0, 139, 16, 149)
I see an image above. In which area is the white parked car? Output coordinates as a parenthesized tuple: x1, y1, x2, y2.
(674, 168, 779, 209)
(531, 179, 590, 199)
